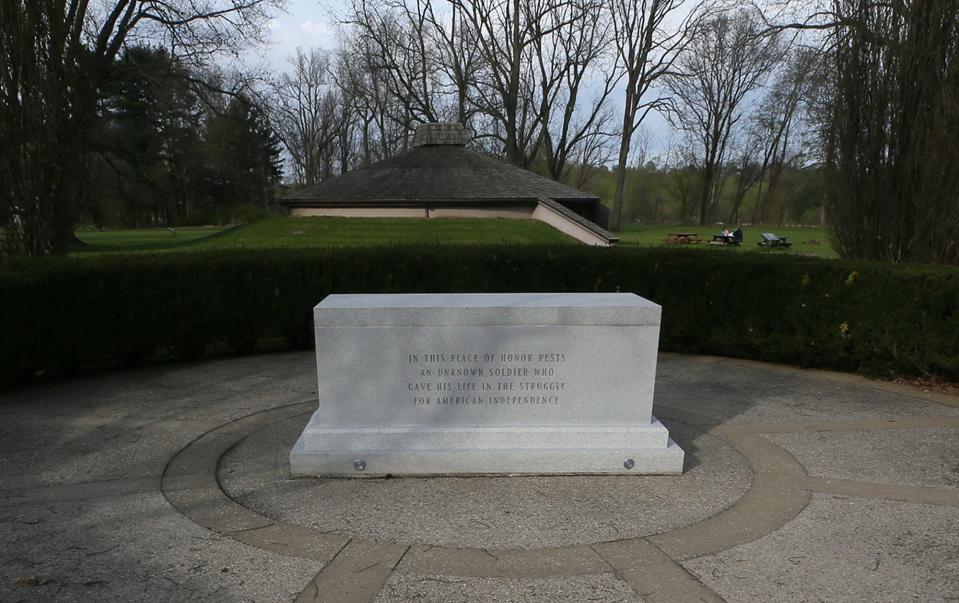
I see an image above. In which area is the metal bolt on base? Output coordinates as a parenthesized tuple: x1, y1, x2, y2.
(353, 459, 367, 471)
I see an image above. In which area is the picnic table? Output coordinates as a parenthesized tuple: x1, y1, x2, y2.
(663, 232, 703, 244)
(758, 233, 792, 248)
(710, 234, 739, 246)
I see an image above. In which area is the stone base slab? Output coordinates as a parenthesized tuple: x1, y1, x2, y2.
(290, 412, 684, 477)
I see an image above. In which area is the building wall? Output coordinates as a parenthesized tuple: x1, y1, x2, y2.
(290, 207, 427, 218)
(290, 205, 534, 220)
(289, 202, 612, 246)
(427, 206, 533, 219)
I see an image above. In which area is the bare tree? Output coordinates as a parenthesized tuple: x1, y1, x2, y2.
(344, 0, 442, 125)
(421, 1, 484, 125)
(661, 140, 701, 223)
(342, 1, 486, 129)
(452, 0, 583, 168)
(267, 49, 341, 186)
(338, 0, 620, 181)
(607, 0, 703, 232)
(331, 82, 359, 175)
(333, 30, 412, 164)
(332, 38, 381, 167)
(724, 124, 764, 224)
(622, 126, 655, 222)
(750, 47, 821, 225)
(665, 7, 783, 226)
(538, 0, 622, 182)
(565, 107, 618, 190)
(0, 0, 283, 255)
(822, 0, 959, 264)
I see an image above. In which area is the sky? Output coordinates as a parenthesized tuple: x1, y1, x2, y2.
(248, 0, 674, 158)
(246, 0, 344, 68)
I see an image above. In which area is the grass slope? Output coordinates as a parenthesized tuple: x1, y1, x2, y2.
(74, 225, 227, 250)
(212, 217, 575, 248)
(73, 217, 575, 253)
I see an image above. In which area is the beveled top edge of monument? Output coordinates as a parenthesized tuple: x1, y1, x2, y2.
(320, 293, 657, 309)
(314, 293, 661, 326)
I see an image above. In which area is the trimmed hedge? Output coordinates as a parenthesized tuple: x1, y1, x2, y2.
(2, 246, 957, 388)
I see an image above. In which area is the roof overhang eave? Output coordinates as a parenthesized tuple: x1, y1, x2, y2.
(279, 197, 572, 208)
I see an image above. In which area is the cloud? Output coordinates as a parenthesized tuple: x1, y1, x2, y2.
(299, 20, 328, 35)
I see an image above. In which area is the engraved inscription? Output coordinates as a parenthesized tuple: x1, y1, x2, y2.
(407, 352, 568, 407)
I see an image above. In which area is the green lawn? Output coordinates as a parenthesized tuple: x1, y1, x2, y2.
(617, 224, 837, 257)
(73, 217, 575, 253)
(71, 218, 835, 256)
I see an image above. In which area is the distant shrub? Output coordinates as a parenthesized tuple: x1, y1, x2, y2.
(176, 209, 222, 227)
(1, 247, 956, 388)
(230, 203, 269, 225)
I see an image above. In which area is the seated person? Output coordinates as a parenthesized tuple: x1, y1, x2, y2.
(732, 226, 743, 244)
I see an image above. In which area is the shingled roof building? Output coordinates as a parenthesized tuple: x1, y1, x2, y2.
(281, 123, 617, 246)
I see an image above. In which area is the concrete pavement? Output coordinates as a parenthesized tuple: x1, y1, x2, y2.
(1, 352, 957, 602)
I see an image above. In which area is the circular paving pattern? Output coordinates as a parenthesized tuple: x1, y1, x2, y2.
(219, 413, 753, 549)
(7, 351, 955, 602)
(151, 355, 959, 602)
(162, 400, 812, 571)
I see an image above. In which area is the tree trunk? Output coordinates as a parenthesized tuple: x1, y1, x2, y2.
(609, 116, 633, 233)
(503, 0, 523, 166)
(697, 162, 713, 226)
